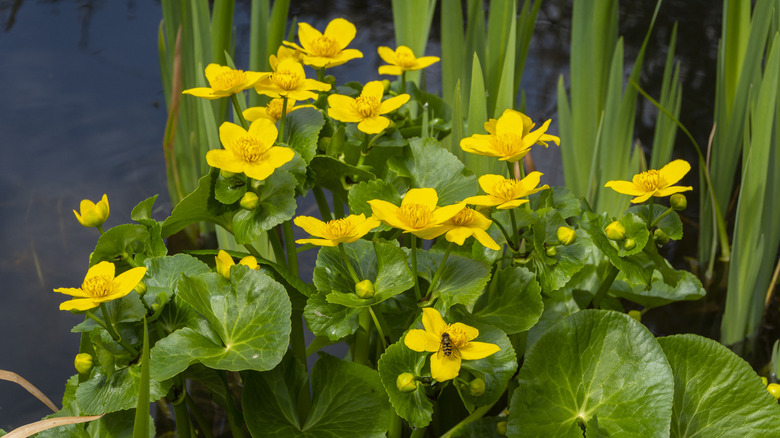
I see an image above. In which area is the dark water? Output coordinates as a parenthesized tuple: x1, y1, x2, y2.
(0, 0, 721, 432)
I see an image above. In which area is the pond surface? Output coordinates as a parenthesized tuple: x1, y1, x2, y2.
(0, 0, 720, 432)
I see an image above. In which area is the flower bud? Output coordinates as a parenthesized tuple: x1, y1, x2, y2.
(653, 228, 670, 245)
(73, 194, 110, 228)
(496, 421, 507, 435)
(355, 279, 375, 299)
(239, 256, 259, 270)
(545, 246, 557, 257)
(628, 310, 641, 322)
(220, 169, 236, 179)
(240, 192, 259, 210)
(74, 353, 93, 375)
(381, 80, 391, 93)
(468, 378, 486, 397)
(624, 238, 636, 251)
(324, 75, 336, 85)
(762, 377, 769, 386)
(215, 250, 234, 279)
(767, 383, 780, 400)
(670, 194, 687, 211)
(605, 221, 626, 240)
(134, 281, 147, 296)
(557, 227, 576, 246)
(396, 372, 417, 393)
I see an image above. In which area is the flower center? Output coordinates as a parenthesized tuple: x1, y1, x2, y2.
(635, 169, 665, 191)
(311, 36, 340, 57)
(233, 136, 268, 163)
(266, 99, 289, 121)
(494, 132, 525, 157)
(355, 96, 380, 118)
(493, 179, 521, 201)
(450, 208, 476, 226)
(82, 275, 113, 298)
(272, 68, 304, 91)
(443, 325, 469, 348)
(324, 218, 355, 238)
(398, 203, 433, 229)
(396, 51, 417, 68)
(211, 69, 247, 91)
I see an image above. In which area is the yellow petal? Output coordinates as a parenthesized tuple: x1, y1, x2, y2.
(206, 150, 245, 174)
(402, 188, 439, 211)
(378, 65, 403, 76)
(444, 227, 473, 245)
(449, 322, 479, 342)
(460, 135, 498, 156)
(53, 287, 90, 297)
(471, 229, 501, 251)
(357, 116, 390, 134)
(414, 56, 440, 69)
(630, 191, 655, 204)
(484, 119, 498, 135)
(204, 63, 224, 84)
(182, 87, 226, 100)
(60, 298, 99, 312)
(477, 174, 507, 194)
(463, 195, 500, 207)
(351, 216, 381, 238)
(523, 119, 552, 146)
(86, 261, 115, 280)
(496, 110, 526, 137)
(496, 199, 529, 209)
(294, 237, 339, 247)
(362, 81, 385, 100)
(377, 46, 396, 64)
(297, 22, 323, 51)
(324, 18, 357, 50)
(421, 308, 446, 336)
(604, 180, 645, 196)
(404, 329, 441, 353)
(328, 95, 362, 123)
(239, 256, 258, 270)
(654, 186, 693, 197)
(248, 118, 278, 142)
(659, 159, 691, 186)
(458, 341, 500, 360)
(430, 351, 461, 381)
(378, 94, 410, 115)
(294, 216, 327, 238)
(112, 267, 147, 296)
(430, 202, 467, 225)
(219, 122, 248, 153)
(368, 200, 406, 229)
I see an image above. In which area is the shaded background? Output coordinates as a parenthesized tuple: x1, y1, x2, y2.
(0, 0, 719, 431)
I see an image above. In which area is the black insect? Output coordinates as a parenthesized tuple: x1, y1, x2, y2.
(441, 332, 453, 356)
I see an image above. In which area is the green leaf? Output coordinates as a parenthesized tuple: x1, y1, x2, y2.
(72, 291, 147, 333)
(214, 171, 248, 205)
(286, 107, 325, 163)
(611, 268, 705, 309)
(530, 209, 590, 293)
(87, 410, 155, 438)
(388, 137, 478, 206)
(449, 417, 506, 438)
(658, 334, 780, 437)
(150, 266, 291, 380)
(243, 352, 393, 437)
(303, 291, 362, 341)
(309, 155, 376, 193)
(130, 195, 159, 225)
(76, 364, 171, 415)
(579, 212, 652, 285)
(314, 240, 414, 308)
(161, 168, 236, 237)
(232, 169, 297, 244)
(530, 186, 582, 219)
(132, 318, 150, 438)
(89, 224, 149, 267)
(508, 310, 673, 437)
(628, 204, 683, 240)
(377, 341, 434, 428)
(472, 267, 543, 334)
(141, 254, 211, 309)
(417, 249, 491, 310)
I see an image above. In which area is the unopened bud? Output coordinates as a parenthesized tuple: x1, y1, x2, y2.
(134, 281, 147, 296)
(628, 310, 641, 322)
(468, 378, 486, 397)
(355, 279, 375, 299)
(381, 80, 391, 93)
(768, 383, 780, 400)
(239, 256, 259, 270)
(557, 227, 576, 246)
(545, 246, 557, 257)
(220, 170, 236, 179)
(605, 221, 626, 240)
(215, 250, 234, 279)
(624, 238, 636, 251)
(653, 228, 670, 245)
(396, 372, 417, 393)
(670, 194, 687, 211)
(496, 421, 507, 435)
(762, 377, 769, 386)
(240, 192, 259, 210)
(74, 353, 93, 375)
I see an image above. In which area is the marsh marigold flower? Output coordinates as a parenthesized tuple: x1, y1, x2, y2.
(254, 58, 331, 101)
(293, 214, 380, 247)
(604, 159, 693, 204)
(377, 46, 440, 75)
(215, 250, 258, 279)
(243, 99, 314, 124)
(54, 261, 146, 312)
(283, 18, 363, 68)
(183, 64, 267, 100)
(465, 172, 549, 209)
(368, 188, 465, 239)
(328, 81, 410, 134)
(433, 207, 500, 250)
(460, 109, 560, 162)
(206, 119, 294, 181)
(73, 194, 110, 228)
(404, 308, 500, 382)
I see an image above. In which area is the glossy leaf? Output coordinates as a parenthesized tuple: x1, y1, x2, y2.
(161, 168, 236, 237)
(232, 169, 297, 244)
(531, 209, 590, 293)
(377, 341, 434, 428)
(75, 364, 171, 415)
(416, 249, 491, 310)
(303, 292, 362, 341)
(472, 267, 543, 334)
(286, 107, 325, 163)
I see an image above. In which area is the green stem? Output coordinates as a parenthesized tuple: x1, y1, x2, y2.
(338, 244, 360, 284)
(368, 306, 389, 351)
(97, 225, 104, 235)
(440, 403, 496, 438)
(220, 372, 246, 438)
(410, 426, 427, 438)
(279, 95, 289, 142)
(185, 393, 215, 438)
(312, 186, 333, 220)
(591, 263, 620, 308)
(492, 218, 518, 251)
(355, 309, 371, 366)
(648, 198, 654, 224)
(650, 206, 674, 228)
(506, 160, 515, 179)
(282, 221, 299, 277)
(317, 67, 325, 82)
(401, 71, 407, 94)
(388, 412, 403, 438)
(171, 393, 193, 438)
(291, 310, 311, 423)
(230, 94, 249, 130)
(366, 131, 384, 152)
(267, 228, 286, 265)
(99, 303, 138, 357)
(508, 208, 520, 250)
(410, 235, 422, 301)
(424, 242, 453, 299)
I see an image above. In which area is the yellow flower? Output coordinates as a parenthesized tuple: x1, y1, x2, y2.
(404, 308, 500, 382)
(368, 188, 465, 239)
(243, 98, 314, 124)
(433, 207, 500, 250)
(54, 261, 147, 312)
(269, 45, 301, 69)
(464, 172, 549, 209)
(328, 81, 410, 134)
(377, 45, 440, 75)
(293, 214, 380, 247)
(182, 64, 267, 100)
(460, 109, 560, 162)
(215, 250, 258, 279)
(604, 160, 693, 204)
(283, 18, 363, 68)
(206, 119, 294, 181)
(254, 58, 331, 101)
(73, 194, 110, 228)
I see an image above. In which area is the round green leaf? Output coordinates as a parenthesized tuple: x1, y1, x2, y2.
(580, 212, 653, 285)
(628, 205, 683, 240)
(417, 250, 491, 310)
(75, 364, 171, 415)
(214, 171, 247, 204)
(611, 269, 705, 309)
(141, 254, 211, 308)
(377, 341, 434, 428)
(303, 292, 362, 341)
(472, 267, 543, 334)
(309, 155, 376, 192)
(531, 209, 591, 293)
(161, 168, 236, 237)
(232, 169, 297, 244)
(89, 224, 149, 267)
(658, 334, 780, 437)
(286, 107, 325, 164)
(348, 178, 402, 221)
(508, 309, 673, 437)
